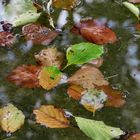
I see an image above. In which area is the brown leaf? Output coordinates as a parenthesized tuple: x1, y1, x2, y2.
(67, 85, 84, 100)
(128, 0, 140, 3)
(71, 19, 117, 45)
(68, 65, 109, 89)
(7, 65, 41, 88)
(33, 105, 70, 128)
(99, 85, 126, 108)
(127, 133, 140, 140)
(22, 24, 58, 45)
(88, 58, 104, 68)
(53, 0, 80, 10)
(135, 23, 140, 31)
(35, 48, 64, 69)
(0, 32, 15, 47)
(38, 66, 62, 90)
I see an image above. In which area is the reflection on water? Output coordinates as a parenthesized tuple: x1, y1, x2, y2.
(0, 0, 140, 140)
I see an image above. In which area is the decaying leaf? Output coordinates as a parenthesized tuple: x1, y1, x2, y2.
(68, 65, 109, 89)
(127, 133, 140, 140)
(38, 66, 62, 90)
(67, 85, 84, 100)
(0, 32, 15, 47)
(33, 105, 70, 128)
(53, 0, 80, 10)
(80, 89, 107, 113)
(0, 104, 25, 133)
(22, 24, 58, 45)
(7, 65, 41, 88)
(71, 19, 117, 45)
(35, 48, 64, 69)
(99, 85, 126, 108)
(128, 0, 140, 3)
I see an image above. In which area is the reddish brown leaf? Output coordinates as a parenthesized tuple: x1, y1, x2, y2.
(7, 65, 41, 88)
(22, 24, 58, 45)
(33, 105, 70, 128)
(99, 85, 126, 108)
(127, 133, 140, 140)
(128, 0, 140, 3)
(71, 19, 117, 45)
(67, 85, 84, 100)
(68, 65, 109, 89)
(135, 23, 140, 31)
(0, 32, 15, 47)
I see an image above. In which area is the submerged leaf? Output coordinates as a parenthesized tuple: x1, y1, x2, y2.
(33, 105, 70, 128)
(7, 65, 41, 88)
(80, 89, 107, 113)
(22, 24, 58, 45)
(66, 42, 104, 67)
(0, 104, 25, 133)
(67, 85, 84, 100)
(38, 66, 62, 90)
(35, 48, 64, 69)
(1, 0, 41, 26)
(71, 19, 117, 45)
(0, 32, 15, 47)
(68, 65, 109, 89)
(123, 2, 140, 19)
(75, 117, 124, 140)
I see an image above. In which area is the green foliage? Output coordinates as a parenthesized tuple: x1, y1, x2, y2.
(66, 42, 104, 67)
(75, 117, 124, 140)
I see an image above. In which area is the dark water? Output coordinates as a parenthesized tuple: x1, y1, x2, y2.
(0, 0, 140, 139)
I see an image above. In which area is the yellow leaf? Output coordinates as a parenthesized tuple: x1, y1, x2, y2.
(33, 105, 70, 128)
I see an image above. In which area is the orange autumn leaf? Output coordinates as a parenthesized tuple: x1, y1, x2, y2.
(38, 66, 62, 90)
(7, 65, 41, 88)
(99, 85, 126, 108)
(67, 85, 84, 100)
(33, 105, 70, 128)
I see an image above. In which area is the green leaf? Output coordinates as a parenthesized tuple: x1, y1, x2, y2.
(66, 42, 104, 67)
(75, 117, 124, 140)
(0, 104, 25, 133)
(1, 0, 41, 26)
(123, 2, 140, 19)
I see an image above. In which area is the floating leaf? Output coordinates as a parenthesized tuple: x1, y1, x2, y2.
(80, 89, 107, 113)
(35, 48, 64, 69)
(53, 0, 80, 10)
(22, 24, 58, 45)
(38, 66, 62, 90)
(66, 42, 104, 67)
(71, 19, 117, 45)
(123, 2, 140, 19)
(7, 65, 41, 88)
(0, 32, 15, 47)
(68, 65, 109, 89)
(0, 0, 41, 26)
(0, 104, 25, 133)
(75, 117, 124, 140)
(99, 85, 126, 108)
(33, 105, 70, 128)
(67, 85, 85, 100)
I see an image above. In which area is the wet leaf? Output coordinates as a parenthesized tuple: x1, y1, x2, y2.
(7, 65, 40, 88)
(0, 32, 15, 47)
(128, 0, 140, 3)
(71, 19, 117, 45)
(1, 0, 41, 26)
(127, 133, 140, 140)
(35, 48, 64, 69)
(33, 105, 70, 128)
(0, 104, 25, 133)
(80, 89, 107, 113)
(53, 0, 80, 10)
(123, 2, 140, 19)
(22, 24, 58, 45)
(99, 85, 126, 108)
(68, 65, 109, 89)
(75, 117, 124, 140)
(67, 85, 84, 100)
(38, 66, 62, 90)
(66, 42, 104, 67)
